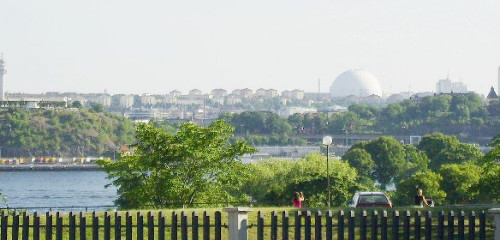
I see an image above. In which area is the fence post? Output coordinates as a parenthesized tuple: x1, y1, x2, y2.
(392, 211, 399, 240)
(115, 212, 121, 240)
(223, 207, 253, 240)
(326, 211, 333, 240)
(13, 211, 20, 240)
(348, 211, 355, 240)
(1, 211, 6, 240)
(338, 211, 345, 240)
(171, 212, 178, 240)
(22, 212, 29, 240)
(159, 212, 166, 240)
(305, 211, 312, 240)
(468, 211, 475, 240)
(479, 211, 485, 240)
(437, 211, 444, 240)
(126, 212, 133, 240)
(282, 211, 289, 240)
(215, 211, 222, 240)
(371, 211, 378, 240)
(180, 211, 187, 240)
(45, 212, 53, 240)
(33, 212, 40, 240)
(92, 211, 99, 240)
(257, 211, 264, 240)
(69, 212, 76, 240)
(425, 211, 431, 240)
(203, 212, 210, 240)
(403, 211, 410, 240)
(137, 212, 144, 240)
(149, 212, 155, 240)
(192, 211, 198, 240)
(315, 211, 322, 240)
(360, 211, 367, 240)
(457, 211, 465, 240)
(56, 212, 63, 240)
(80, 212, 87, 240)
(414, 211, 421, 240)
(381, 211, 387, 240)
(271, 211, 278, 240)
(448, 211, 455, 240)
(488, 209, 500, 240)
(294, 211, 302, 240)
(104, 212, 111, 240)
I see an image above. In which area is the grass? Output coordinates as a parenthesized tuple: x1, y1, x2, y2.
(0, 206, 496, 239)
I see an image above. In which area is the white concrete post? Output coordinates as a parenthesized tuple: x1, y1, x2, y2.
(224, 207, 253, 240)
(489, 208, 500, 240)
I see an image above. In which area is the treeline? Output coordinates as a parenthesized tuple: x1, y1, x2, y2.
(220, 93, 500, 145)
(0, 107, 135, 157)
(243, 132, 500, 207)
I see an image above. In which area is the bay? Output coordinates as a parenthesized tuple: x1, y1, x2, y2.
(0, 171, 117, 212)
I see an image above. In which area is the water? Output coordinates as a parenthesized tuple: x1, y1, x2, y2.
(0, 171, 117, 212)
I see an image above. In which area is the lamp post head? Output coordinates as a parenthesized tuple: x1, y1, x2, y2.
(322, 136, 333, 146)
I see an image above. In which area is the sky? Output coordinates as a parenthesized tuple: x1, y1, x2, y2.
(1, 0, 500, 96)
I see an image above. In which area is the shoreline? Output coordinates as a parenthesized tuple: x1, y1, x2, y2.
(0, 164, 102, 171)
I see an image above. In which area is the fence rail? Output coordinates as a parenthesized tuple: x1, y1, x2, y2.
(0, 209, 495, 240)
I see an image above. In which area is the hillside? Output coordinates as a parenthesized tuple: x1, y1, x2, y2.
(0, 107, 135, 157)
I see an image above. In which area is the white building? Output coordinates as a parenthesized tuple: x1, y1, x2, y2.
(290, 89, 305, 100)
(279, 107, 317, 117)
(189, 89, 202, 96)
(141, 95, 157, 105)
(119, 95, 135, 108)
(436, 78, 452, 93)
(93, 95, 112, 107)
(211, 89, 228, 97)
(451, 82, 467, 93)
(330, 69, 383, 97)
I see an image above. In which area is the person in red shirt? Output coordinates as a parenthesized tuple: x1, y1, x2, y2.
(292, 192, 305, 208)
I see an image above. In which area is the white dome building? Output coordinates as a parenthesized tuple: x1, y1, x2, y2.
(330, 69, 383, 97)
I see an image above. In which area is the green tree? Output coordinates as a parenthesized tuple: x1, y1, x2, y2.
(71, 101, 82, 108)
(342, 148, 374, 177)
(417, 133, 482, 170)
(243, 153, 363, 207)
(98, 120, 255, 208)
(393, 170, 446, 206)
(352, 136, 406, 189)
(439, 163, 481, 204)
(394, 144, 430, 184)
(475, 162, 500, 203)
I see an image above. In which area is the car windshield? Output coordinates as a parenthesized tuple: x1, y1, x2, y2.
(358, 194, 389, 204)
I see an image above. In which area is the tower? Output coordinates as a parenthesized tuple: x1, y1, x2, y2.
(0, 54, 5, 101)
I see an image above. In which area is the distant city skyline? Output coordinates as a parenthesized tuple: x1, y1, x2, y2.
(1, 0, 500, 95)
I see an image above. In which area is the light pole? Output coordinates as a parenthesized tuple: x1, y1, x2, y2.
(322, 136, 333, 208)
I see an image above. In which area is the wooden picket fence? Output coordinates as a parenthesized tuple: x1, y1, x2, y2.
(256, 210, 488, 240)
(0, 209, 491, 240)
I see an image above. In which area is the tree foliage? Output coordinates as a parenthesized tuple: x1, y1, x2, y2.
(393, 170, 446, 206)
(98, 120, 255, 208)
(349, 136, 406, 189)
(242, 153, 368, 207)
(418, 133, 482, 170)
(439, 163, 481, 204)
(0, 108, 135, 157)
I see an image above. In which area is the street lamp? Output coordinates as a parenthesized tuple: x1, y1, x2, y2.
(322, 136, 333, 208)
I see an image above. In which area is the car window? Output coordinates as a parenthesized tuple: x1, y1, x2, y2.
(358, 194, 389, 204)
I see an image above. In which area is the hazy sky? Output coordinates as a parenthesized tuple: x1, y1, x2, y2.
(1, 0, 500, 95)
